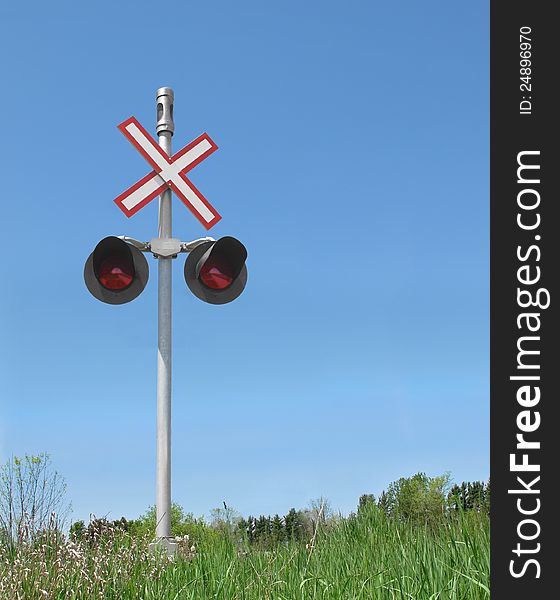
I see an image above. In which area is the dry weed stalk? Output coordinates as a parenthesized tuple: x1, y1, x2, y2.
(0, 516, 180, 599)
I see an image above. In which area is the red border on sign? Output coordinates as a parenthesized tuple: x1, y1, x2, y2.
(114, 117, 221, 228)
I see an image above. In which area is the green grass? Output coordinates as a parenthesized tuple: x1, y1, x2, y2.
(0, 506, 489, 599)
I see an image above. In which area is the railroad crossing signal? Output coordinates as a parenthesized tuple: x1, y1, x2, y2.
(114, 116, 221, 229)
(84, 93, 248, 306)
(83, 87, 249, 555)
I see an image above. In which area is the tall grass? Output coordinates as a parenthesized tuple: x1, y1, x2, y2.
(1, 505, 489, 599)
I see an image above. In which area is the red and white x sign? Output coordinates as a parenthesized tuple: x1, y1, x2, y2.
(114, 117, 221, 229)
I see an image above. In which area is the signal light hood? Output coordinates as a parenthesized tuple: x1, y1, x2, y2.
(185, 236, 248, 305)
(84, 236, 149, 305)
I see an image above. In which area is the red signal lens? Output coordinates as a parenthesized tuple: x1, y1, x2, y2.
(98, 256, 134, 290)
(199, 261, 233, 290)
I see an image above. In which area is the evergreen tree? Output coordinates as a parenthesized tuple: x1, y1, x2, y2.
(254, 515, 269, 545)
(284, 508, 304, 542)
(483, 479, 491, 513)
(237, 517, 248, 541)
(271, 514, 284, 544)
(377, 491, 391, 514)
(461, 482, 469, 509)
(358, 494, 375, 514)
(448, 484, 462, 511)
(448, 480, 490, 513)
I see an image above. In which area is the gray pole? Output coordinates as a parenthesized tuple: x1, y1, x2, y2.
(155, 87, 174, 542)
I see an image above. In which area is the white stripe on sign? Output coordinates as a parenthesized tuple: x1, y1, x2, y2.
(122, 173, 165, 210)
(161, 138, 213, 177)
(172, 176, 216, 223)
(125, 122, 168, 170)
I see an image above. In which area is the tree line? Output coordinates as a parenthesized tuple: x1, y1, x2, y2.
(1, 454, 489, 549)
(235, 474, 490, 547)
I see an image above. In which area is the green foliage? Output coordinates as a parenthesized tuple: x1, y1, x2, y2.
(0, 497, 489, 599)
(448, 479, 491, 513)
(358, 493, 375, 514)
(377, 472, 451, 527)
(284, 507, 306, 542)
(69, 519, 85, 541)
(238, 507, 310, 547)
(377, 489, 390, 513)
(271, 514, 284, 544)
(0, 456, 490, 598)
(127, 503, 220, 548)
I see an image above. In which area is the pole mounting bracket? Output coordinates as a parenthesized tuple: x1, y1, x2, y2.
(150, 237, 182, 258)
(117, 235, 216, 257)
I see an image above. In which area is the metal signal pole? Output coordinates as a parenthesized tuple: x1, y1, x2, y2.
(155, 87, 175, 549)
(84, 87, 248, 557)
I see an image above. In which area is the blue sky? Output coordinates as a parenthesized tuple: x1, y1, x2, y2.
(0, 1, 488, 524)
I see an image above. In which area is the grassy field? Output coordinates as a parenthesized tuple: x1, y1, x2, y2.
(0, 504, 489, 600)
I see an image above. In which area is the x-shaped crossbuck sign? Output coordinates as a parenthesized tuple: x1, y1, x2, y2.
(114, 117, 221, 229)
